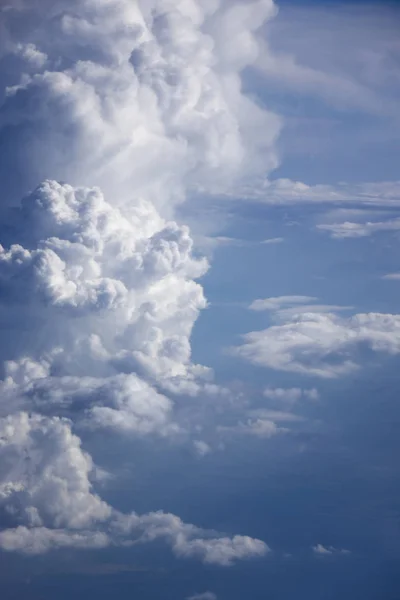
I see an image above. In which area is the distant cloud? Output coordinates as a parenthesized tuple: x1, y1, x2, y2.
(231, 310, 400, 378)
(262, 237, 285, 245)
(212, 179, 400, 208)
(382, 273, 400, 280)
(312, 544, 351, 556)
(219, 418, 287, 439)
(263, 387, 319, 408)
(318, 217, 400, 239)
(193, 440, 211, 457)
(250, 296, 317, 312)
(249, 296, 352, 319)
(187, 593, 217, 600)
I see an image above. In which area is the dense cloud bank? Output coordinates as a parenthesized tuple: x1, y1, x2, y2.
(0, 0, 278, 561)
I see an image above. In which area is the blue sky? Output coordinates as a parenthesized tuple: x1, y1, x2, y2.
(0, 1, 399, 599)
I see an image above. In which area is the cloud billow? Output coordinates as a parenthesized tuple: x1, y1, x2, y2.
(0, 0, 279, 562)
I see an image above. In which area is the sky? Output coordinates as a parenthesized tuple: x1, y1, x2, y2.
(0, 0, 399, 599)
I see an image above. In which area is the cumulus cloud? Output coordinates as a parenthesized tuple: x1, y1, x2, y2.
(0, 0, 278, 562)
(0, 0, 280, 208)
(231, 310, 400, 378)
(0, 410, 270, 563)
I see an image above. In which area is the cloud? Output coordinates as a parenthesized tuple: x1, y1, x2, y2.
(312, 544, 350, 556)
(382, 273, 400, 281)
(212, 178, 400, 208)
(0, 411, 269, 563)
(0, 0, 279, 562)
(174, 534, 269, 566)
(219, 418, 286, 439)
(261, 237, 284, 245)
(318, 217, 400, 239)
(0, 0, 281, 208)
(263, 387, 319, 408)
(249, 296, 352, 320)
(256, 3, 400, 118)
(231, 310, 400, 378)
(193, 440, 211, 457)
(250, 295, 317, 312)
(187, 593, 217, 600)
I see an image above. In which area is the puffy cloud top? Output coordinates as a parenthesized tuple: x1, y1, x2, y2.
(0, 0, 278, 564)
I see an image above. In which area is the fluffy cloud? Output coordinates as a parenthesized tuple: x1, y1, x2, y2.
(231, 310, 400, 378)
(0, 411, 269, 563)
(0, 412, 110, 528)
(0, 0, 278, 562)
(174, 534, 269, 566)
(0, 0, 280, 208)
(0, 180, 208, 385)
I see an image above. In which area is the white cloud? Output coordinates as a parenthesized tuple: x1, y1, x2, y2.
(0, 527, 110, 555)
(0, 411, 269, 562)
(264, 387, 320, 403)
(312, 544, 350, 556)
(249, 296, 352, 320)
(249, 295, 317, 312)
(231, 310, 400, 378)
(212, 179, 400, 209)
(261, 237, 284, 245)
(193, 440, 211, 457)
(174, 534, 269, 566)
(382, 273, 400, 281)
(219, 418, 286, 439)
(0, 0, 279, 562)
(0, 412, 112, 531)
(0, 0, 280, 208)
(318, 217, 400, 239)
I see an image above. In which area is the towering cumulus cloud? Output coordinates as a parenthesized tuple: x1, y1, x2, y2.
(0, 0, 278, 562)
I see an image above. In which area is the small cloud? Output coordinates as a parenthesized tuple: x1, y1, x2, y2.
(193, 440, 211, 457)
(261, 237, 284, 245)
(187, 593, 217, 600)
(219, 418, 288, 438)
(312, 544, 350, 556)
(249, 295, 317, 312)
(382, 273, 400, 280)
